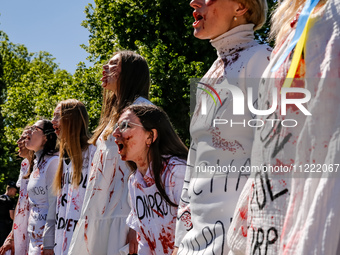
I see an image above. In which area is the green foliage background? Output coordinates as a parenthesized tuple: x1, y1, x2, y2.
(0, 0, 276, 193)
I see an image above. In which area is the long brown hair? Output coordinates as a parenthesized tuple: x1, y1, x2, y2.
(53, 99, 91, 192)
(89, 51, 150, 144)
(124, 104, 188, 207)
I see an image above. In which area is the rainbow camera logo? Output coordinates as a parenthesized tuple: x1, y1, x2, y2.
(197, 82, 222, 115)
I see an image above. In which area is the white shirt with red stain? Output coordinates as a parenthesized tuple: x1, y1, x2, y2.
(68, 97, 151, 255)
(175, 24, 271, 255)
(54, 145, 96, 255)
(127, 156, 186, 255)
(27, 153, 58, 255)
(13, 159, 30, 255)
(227, 1, 340, 255)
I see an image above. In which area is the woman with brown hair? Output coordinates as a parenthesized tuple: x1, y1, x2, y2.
(113, 104, 188, 255)
(68, 51, 151, 255)
(25, 120, 58, 255)
(51, 99, 95, 255)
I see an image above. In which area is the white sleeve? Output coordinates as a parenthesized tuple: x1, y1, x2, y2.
(43, 157, 58, 249)
(16, 159, 29, 188)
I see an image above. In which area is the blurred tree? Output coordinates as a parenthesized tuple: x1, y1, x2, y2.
(0, 0, 277, 191)
(0, 31, 101, 192)
(81, 0, 276, 144)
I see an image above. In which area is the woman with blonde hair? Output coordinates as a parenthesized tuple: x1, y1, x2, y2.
(173, 0, 271, 253)
(68, 51, 151, 255)
(51, 99, 96, 255)
(228, 0, 340, 254)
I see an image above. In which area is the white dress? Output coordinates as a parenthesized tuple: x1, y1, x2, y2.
(12, 159, 30, 255)
(68, 97, 152, 255)
(175, 24, 271, 254)
(127, 156, 186, 255)
(54, 145, 96, 255)
(227, 1, 340, 254)
(27, 152, 58, 255)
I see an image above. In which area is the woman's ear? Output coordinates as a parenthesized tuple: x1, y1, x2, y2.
(235, 2, 248, 17)
(41, 135, 48, 146)
(147, 129, 158, 145)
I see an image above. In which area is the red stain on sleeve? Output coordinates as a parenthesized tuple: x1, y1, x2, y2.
(241, 226, 247, 237)
(239, 206, 247, 220)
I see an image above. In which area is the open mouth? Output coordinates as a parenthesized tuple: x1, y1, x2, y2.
(115, 140, 124, 153)
(194, 12, 203, 21)
(193, 11, 204, 27)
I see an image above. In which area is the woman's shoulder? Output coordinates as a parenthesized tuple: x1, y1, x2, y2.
(243, 44, 272, 78)
(163, 156, 187, 179)
(84, 144, 97, 155)
(166, 156, 187, 166)
(133, 97, 153, 105)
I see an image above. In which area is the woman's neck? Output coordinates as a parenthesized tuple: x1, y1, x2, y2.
(137, 162, 148, 176)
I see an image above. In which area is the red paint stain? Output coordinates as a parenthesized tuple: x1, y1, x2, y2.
(135, 182, 143, 191)
(140, 227, 156, 251)
(152, 208, 164, 218)
(118, 166, 125, 176)
(84, 216, 90, 253)
(109, 189, 114, 203)
(158, 227, 175, 254)
(239, 206, 247, 220)
(241, 226, 247, 237)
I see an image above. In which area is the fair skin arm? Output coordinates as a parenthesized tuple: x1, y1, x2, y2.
(40, 245, 53, 255)
(172, 247, 179, 255)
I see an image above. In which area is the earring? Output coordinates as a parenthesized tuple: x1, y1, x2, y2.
(234, 16, 237, 21)
(147, 144, 150, 148)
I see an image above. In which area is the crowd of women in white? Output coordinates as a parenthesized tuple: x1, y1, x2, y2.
(0, 0, 339, 254)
